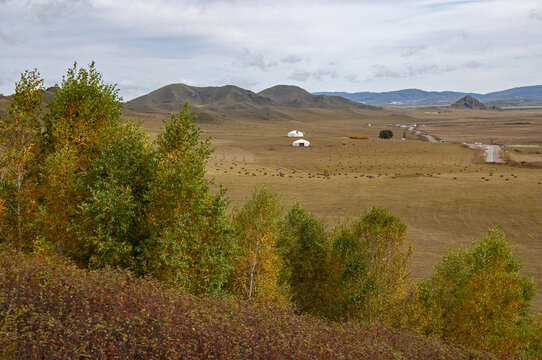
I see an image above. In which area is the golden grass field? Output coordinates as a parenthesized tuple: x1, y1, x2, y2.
(132, 106, 542, 311)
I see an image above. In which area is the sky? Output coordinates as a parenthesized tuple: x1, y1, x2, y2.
(1, 0, 541, 100)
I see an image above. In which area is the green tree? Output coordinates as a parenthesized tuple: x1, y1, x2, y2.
(279, 203, 334, 317)
(0, 70, 44, 251)
(43, 61, 122, 155)
(142, 104, 237, 294)
(418, 227, 536, 353)
(71, 121, 154, 269)
(227, 185, 285, 303)
(34, 62, 123, 256)
(332, 207, 411, 323)
(378, 129, 393, 139)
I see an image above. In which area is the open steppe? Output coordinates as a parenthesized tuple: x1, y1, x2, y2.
(130, 105, 542, 310)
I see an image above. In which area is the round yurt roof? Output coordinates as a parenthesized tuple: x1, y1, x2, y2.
(292, 139, 310, 147)
(288, 130, 304, 137)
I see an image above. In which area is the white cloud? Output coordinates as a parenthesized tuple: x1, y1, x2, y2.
(280, 55, 303, 64)
(0, 0, 541, 97)
(233, 48, 277, 71)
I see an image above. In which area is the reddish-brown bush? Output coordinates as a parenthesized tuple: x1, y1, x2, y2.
(349, 135, 370, 140)
(0, 250, 524, 359)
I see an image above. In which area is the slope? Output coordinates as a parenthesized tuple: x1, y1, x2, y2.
(0, 251, 523, 360)
(259, 85, 380, 111)
(125, 83, 381, 115)
(125, 83, 273, 114)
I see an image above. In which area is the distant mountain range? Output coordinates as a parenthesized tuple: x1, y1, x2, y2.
(125, 84, 380, 117)
(315, 85, 542, 107)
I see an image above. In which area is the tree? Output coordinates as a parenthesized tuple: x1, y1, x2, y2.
(332, 207, 412, 323)
(71, 120, 154, 270)
(226, 185, 285, 303)
(0, 70, 44, 251)
(279, 203, 334, 317)
(43, 62, 122, 155)
(142, 104, 237, 294)
(378, 129, 393, 139)
(34, 62, 123, 257)
(418, 227, 536, 353)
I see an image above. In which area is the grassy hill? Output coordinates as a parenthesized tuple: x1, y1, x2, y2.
(0, 250, 523, 360)
(125, 83, 273, 114)
(124, 83, 381, 116)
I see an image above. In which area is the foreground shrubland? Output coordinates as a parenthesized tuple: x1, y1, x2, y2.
(0, 250, 524, 360)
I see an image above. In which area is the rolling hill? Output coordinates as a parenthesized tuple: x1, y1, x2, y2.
(316, 85, 542, 107)
(315, 89, 481, 107)
(124, 84, 381, 116)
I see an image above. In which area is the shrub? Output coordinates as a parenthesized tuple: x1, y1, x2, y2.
(0, 250, 519, 360)
(379, 129, 394, 139)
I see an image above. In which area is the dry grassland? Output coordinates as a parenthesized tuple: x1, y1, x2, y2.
(134, 107, 542, 311)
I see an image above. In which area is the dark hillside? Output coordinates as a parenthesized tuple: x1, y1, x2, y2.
(451, 95, 502, 110)
(125, 83, 272, 113)
(259, 85, 381, 110)
(0, 251, 522, 360)
(125, 83, 380, 115)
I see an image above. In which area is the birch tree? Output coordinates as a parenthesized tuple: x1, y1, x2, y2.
(332, 207, 412, 323)
(227, 185, 285, 303)
(0, 70, 43, 251)
(418, 227, 536, 353)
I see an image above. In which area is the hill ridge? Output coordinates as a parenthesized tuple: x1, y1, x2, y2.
(124, 83, 381, 115)
(315, 85, 542, 107)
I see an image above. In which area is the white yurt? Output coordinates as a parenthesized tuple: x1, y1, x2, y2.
(288, 130, 304, 137)
(292, 139, 311, 147)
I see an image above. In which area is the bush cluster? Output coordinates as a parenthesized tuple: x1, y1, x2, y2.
(379, 129, 393, 139)
(0, 250, 523, 360)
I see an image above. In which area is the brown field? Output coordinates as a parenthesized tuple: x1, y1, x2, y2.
(131, 106, 542, 311)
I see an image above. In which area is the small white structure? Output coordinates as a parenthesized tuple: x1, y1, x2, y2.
(292, 139, 311, 147)
(288, 130, 304, 137)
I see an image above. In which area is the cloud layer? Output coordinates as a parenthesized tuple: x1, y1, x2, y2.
(1, 0, 541, 99)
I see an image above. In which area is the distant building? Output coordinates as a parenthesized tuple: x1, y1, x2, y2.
(292, 139, 311, 147)
(288, 130, 304, 137)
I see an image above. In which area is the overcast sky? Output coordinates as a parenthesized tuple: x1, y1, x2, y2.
(1, 0, 541, 100)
